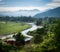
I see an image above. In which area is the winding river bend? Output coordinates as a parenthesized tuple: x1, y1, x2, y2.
(0, 23, 43, 41)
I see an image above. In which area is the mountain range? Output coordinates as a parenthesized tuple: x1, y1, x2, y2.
(0, 9, 40, 16)
(34, 7, 60, 18)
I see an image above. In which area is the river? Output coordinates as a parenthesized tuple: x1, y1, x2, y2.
(0, 23, 43, 41)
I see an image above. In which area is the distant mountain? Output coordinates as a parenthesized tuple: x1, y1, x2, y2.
(0, 9, 40, 16)
(34, 7, 60, 18)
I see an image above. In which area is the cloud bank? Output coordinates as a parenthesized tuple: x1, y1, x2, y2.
(0, 0, 60, 12)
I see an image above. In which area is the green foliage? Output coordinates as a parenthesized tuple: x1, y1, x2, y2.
(36, 28, 47, 35)
(0, 41, 13, 52)
(36, 18, 42, 26)
(13, 32, 25, 45)
(34, 34, 43, 44)
(54, 21, 60, 48)
(33, 27, 47, 44)
(54, 22, 60, 35)
(26, 18, 60, 52)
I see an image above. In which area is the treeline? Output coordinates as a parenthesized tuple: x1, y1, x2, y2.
(36, 17, 60, 26)
(0, 16, 60, 23)
(0, 16, 36, 22)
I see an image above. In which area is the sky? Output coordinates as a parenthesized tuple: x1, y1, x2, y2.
(0, 0, 60, 12)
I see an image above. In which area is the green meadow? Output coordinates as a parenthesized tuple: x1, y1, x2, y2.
(0, 22, 31, 35)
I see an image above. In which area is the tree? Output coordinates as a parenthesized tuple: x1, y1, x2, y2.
(33, 28, 46, 44)
(13, 32, 25, 46)
(5, 16, 10, 24)
(0, 16, 3, 21)
(54, 21, 60, 48)
(36, 28, 47, 35)
(0, 42, 12, 52)
(0, 42, 3, 52)
(36, 19, 42, 26)
(34, 34, 43, 44)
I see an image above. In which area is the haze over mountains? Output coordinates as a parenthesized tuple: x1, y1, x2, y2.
(34, 7, 60, 18)
(0, 7, 60, 17)
(0, 9, 40, 16)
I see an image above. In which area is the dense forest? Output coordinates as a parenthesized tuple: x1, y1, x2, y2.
(27, 17, 60, 52)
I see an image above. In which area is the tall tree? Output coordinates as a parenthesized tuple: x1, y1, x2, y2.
(13, 32, 25, 46)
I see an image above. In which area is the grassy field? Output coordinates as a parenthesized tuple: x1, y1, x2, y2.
(0, 22, 31, 35)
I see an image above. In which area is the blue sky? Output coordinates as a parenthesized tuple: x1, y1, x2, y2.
(0, 0, 60, 12)
(0, 0, 52, 7)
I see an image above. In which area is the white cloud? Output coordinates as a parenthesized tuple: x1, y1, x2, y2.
(46, 0, 60, 8)
(0, 6, 49, 12)
(0, 0, 60, 12)
(38, 0, 60, 12)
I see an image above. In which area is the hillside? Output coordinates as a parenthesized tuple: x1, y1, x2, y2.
(34, 7, 60, 18)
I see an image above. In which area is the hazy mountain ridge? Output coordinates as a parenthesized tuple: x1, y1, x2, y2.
(34, 7, 60, 18)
